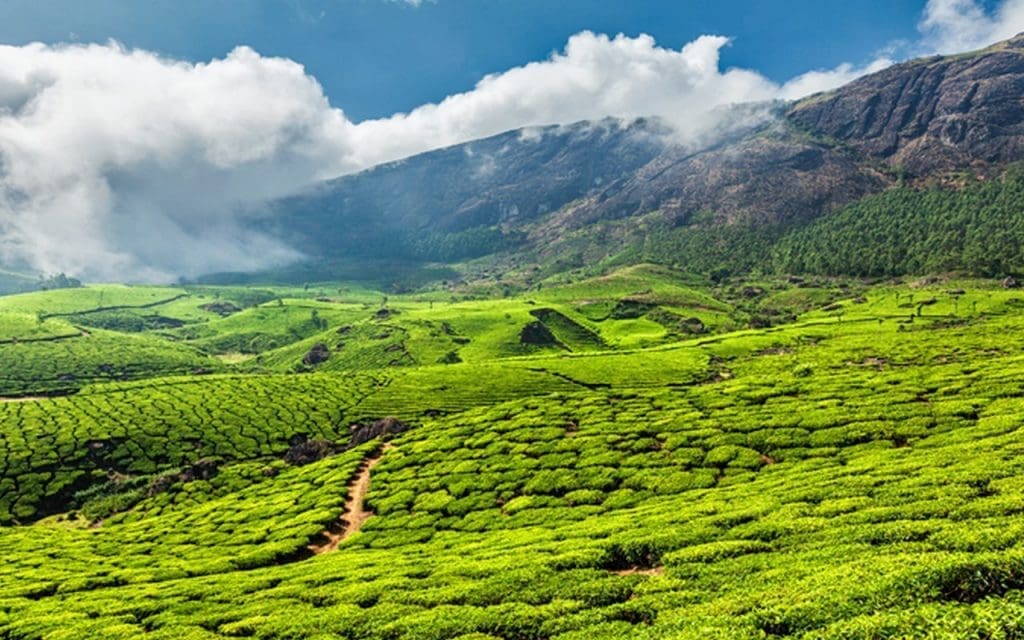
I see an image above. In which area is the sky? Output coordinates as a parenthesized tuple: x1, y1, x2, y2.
(0, 0, 1021, 280)
(0, 0, 937, 121)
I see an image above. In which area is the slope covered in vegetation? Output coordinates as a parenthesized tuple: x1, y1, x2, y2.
(1, 272, 1024, 638)
(772, 168, 1024, 276)
(634, 167, 1024, 280)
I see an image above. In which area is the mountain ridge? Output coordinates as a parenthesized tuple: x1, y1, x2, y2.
(247, 34, 1024, 285)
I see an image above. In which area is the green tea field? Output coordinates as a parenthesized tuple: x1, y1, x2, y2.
(2, 270, 1024, 638)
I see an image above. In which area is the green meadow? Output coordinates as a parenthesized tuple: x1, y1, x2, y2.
(1, 268, 1024, 638)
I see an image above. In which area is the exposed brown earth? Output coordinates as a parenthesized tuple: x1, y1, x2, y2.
(309, 444, 393, 555)
(611, 566, 665, 577)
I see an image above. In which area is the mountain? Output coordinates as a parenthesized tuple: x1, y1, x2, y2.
(268, 118, 668, 263)
(256, 34, 1024, 284)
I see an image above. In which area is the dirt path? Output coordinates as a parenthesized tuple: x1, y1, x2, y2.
(611, 566, 665, 577)
(309, 444, 393, 554)
(0, 396, 51, 403)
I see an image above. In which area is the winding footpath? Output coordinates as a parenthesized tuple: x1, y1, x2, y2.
(309, 443, 393, 554)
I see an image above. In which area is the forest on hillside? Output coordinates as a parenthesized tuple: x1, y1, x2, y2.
(639, 168, 1024, 279)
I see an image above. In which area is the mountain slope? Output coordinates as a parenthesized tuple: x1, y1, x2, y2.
(256, 34, 1024, 283)
(269, 118, 669, 263)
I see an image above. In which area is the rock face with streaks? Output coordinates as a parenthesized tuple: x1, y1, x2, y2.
(788, 35, 1024, 175)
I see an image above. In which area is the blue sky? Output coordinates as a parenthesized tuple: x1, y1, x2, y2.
(0, 0, 949, 121)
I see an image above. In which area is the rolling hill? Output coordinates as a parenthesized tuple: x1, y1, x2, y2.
(4, 273, 1024, 638)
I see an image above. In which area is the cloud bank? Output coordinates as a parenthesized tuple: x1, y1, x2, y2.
(352, 33, 781, 165)
(1, 0, 1021, 281)
(0, 43, 355, 280)
(0, 33, 786, 280)
(920, 0, 1024, 53)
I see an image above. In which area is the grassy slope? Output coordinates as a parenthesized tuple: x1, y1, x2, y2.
(0, 313, 82, 342)
(0, 277, 1023, 637)
(248, 266, 754, 372)
(0, 330, 220, 396)
(0, 285, 359, 396)
(0, 285, 189, 316)
(0, 268, 851, 397)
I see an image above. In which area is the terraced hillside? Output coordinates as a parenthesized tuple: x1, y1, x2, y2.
(1, 273, 1024, 638)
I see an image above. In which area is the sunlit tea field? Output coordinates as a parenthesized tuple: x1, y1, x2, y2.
(2, 269, 1024, 638)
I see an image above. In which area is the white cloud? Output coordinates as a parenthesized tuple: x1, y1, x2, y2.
(349, 32, 781, 168)
(0, 42, 358, 280)
(777, 57, 895, 101)
(920, 0, 1024, 53)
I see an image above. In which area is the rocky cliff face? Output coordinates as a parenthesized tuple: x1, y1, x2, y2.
(584, 35, 1024, 229)
(788, 35, 1024, 176)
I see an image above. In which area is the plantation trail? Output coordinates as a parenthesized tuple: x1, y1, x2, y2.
(309, 443, 393, 554)
(611, 566, 665, 577)
(0, 396, 50, 403)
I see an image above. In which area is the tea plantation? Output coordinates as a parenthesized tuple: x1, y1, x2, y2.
(2, 270, 1024, 638)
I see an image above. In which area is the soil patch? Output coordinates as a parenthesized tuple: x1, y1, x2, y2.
(309, 444, 393, 554)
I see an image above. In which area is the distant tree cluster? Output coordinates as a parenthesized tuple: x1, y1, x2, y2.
(773, 168, 1024, 277)
(640, 167, 1024, 278)
(639, 224, 778, 278)
(36, 273, 82, 290)
(405, 227, 520, 262)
